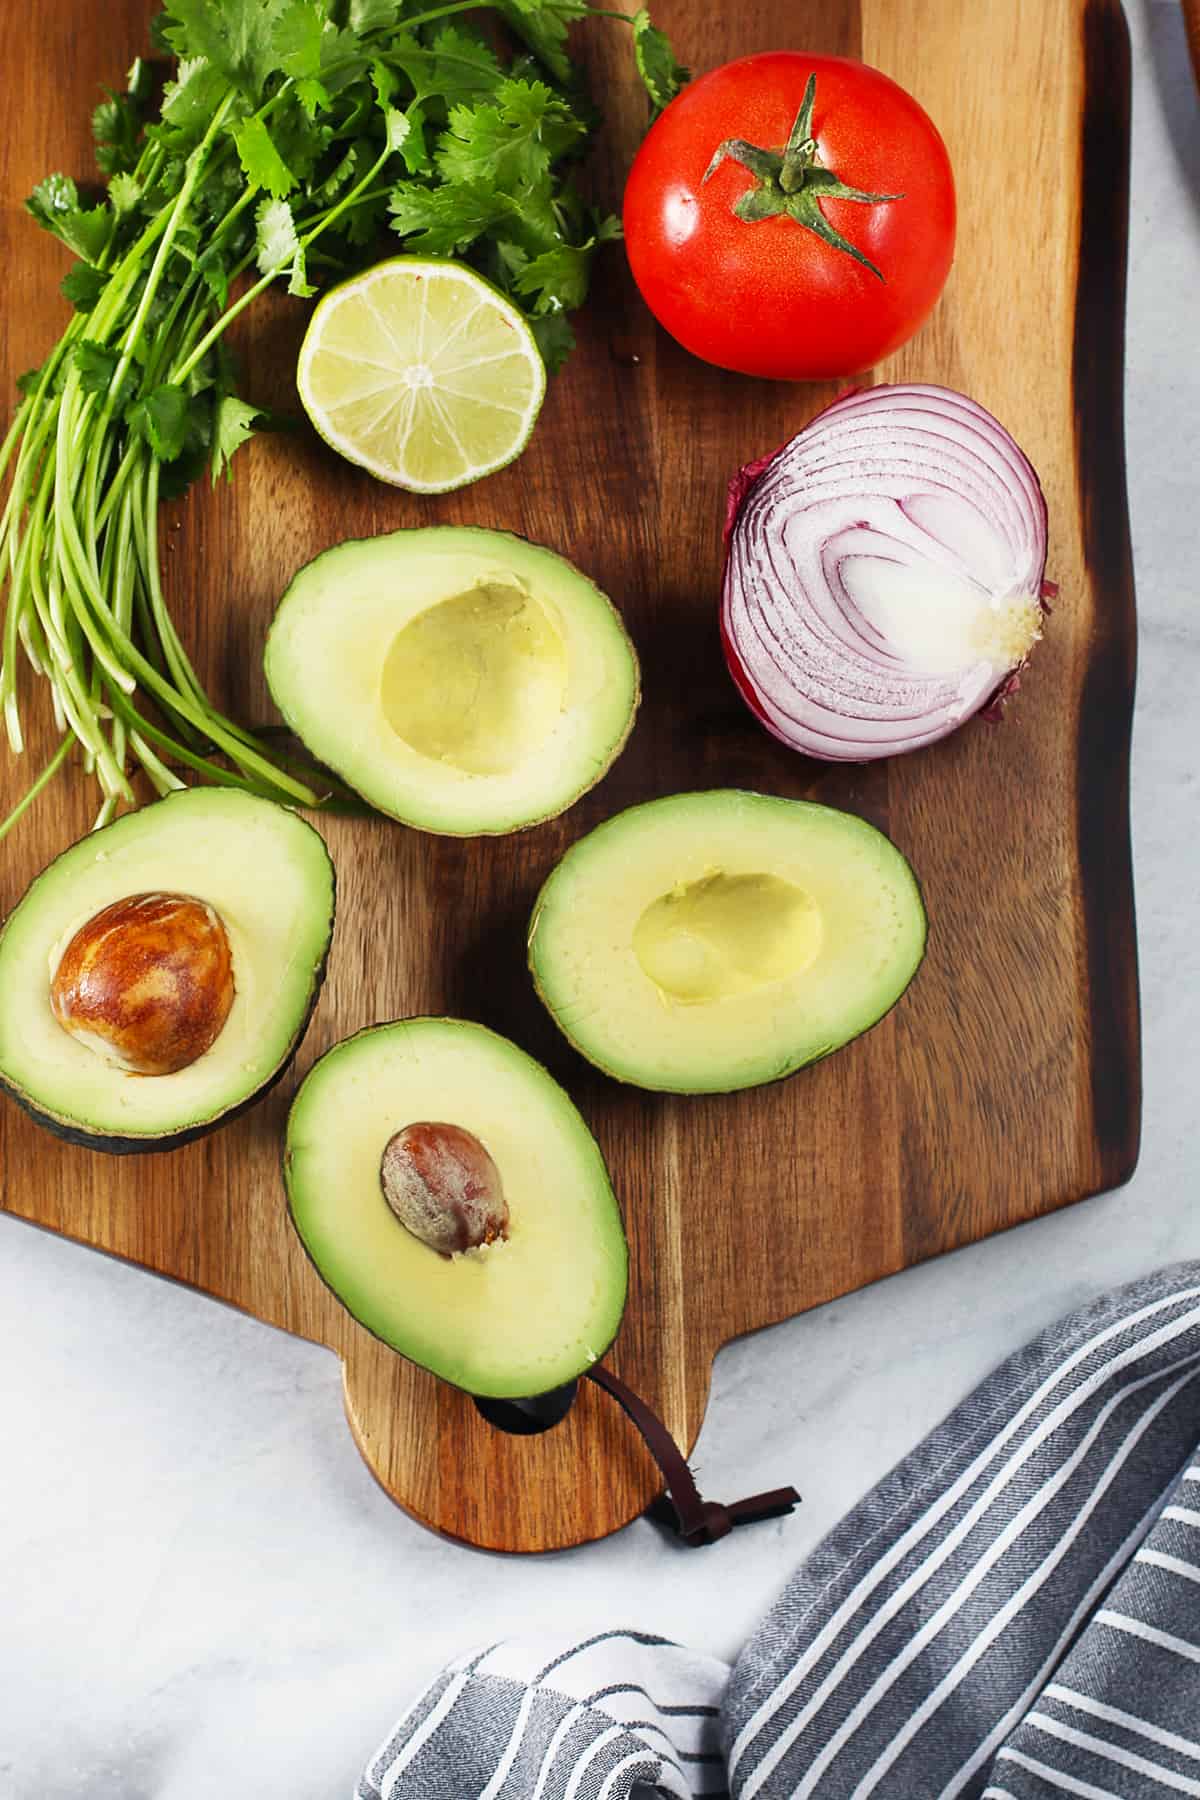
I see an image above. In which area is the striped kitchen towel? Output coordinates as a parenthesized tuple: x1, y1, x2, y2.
(357, 1263, 1200, 1799)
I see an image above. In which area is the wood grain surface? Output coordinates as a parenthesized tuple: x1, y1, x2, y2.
(0, 0, 1140, 1551)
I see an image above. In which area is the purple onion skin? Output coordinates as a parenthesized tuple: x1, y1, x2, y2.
(721, 383, 1051, 763)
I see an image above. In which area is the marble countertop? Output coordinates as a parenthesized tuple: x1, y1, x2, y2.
(2, 5, 1197, 1795)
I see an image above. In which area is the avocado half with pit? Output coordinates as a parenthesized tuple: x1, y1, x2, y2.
(284, 1018, 627, 1397)
(529, 789, 926, 1094)
(263, 526, 640, 836)
(0, 788, 335, 1152)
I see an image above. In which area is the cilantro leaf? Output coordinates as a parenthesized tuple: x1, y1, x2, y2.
(270, 93, 333, 182)
(512, 213, 617, 314)
(234, 116, 298, 198)
(296, 75, 331, 115)
(61, 262, 109, 313)
(63, 206, 110, 261)
(127, 383, 191, 461)
(388, 181, 508, 256)
(493, 0, 587, 83)
(109, 173, 143, 215)
(425, 24, 504, 95)
(288, 246, 316, 296)
(158, 57, 231, 150)
(91, 79, 147, 177)
(196, 245, 230, 309)
(314, 144, 358, 203)
(317, 25, 371, 90)
(92, 98, 123, 147)
(341, 188, 392, 245)
(530, 311, 575, 373)
(381, 22, 504, 117)
(15, 365, 47, 399)
(632, 9, 689, 112)
(383, 108, 410, 154)
(514, 240, 594, 313)
(435, 79, 583, 191)
(27, 173, 78, 224)
(211, 395, 263, 482)
(255, 196, 301, 272)
(74, 341, 122, 397)
(26, 177, 111, 261)
(349, 0, 398, 29)
(160, 0, 289, 100)
(370, 57, 398, 106)
(273, 0, 325, 78)
(157, 393, 218, 497)
(396, 101, 430, 174)
(26, 175, 107, 261)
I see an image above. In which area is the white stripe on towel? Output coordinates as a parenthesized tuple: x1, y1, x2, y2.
(1043, 1685, 1200, 1762)
(1095, 1611, 1200, 1664)
(1139, 1547, 1200, 1585)
(1026, 1711, 1200, 1795)
(996, 1747, 1123, 1798)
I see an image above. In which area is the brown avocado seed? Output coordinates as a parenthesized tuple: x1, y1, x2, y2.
(380, 1121, 509, 1257)
(50, 891, 236, 1076)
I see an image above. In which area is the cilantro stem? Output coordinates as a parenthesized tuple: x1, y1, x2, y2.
(0, 734, 74, 845)
(172, 269, 277, 386)
(0, 398, 33, 493)
(107, 91, 237, 407)
(385, 0, 493, 27)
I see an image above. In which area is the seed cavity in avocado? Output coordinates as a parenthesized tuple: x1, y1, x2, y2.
(50, 890, 235, 1076)
(380, 579, 568, 776)
(632, 869, 823, 1004)
(380, 1120, 510, 1256)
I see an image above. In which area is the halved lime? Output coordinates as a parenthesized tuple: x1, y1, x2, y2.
(296, 259, 546, 494)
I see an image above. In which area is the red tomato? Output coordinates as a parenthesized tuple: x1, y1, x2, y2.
(622, 52, 956, 380)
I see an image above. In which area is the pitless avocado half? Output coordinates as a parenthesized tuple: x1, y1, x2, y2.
(529, 790, 927, 1094)
(0, 788, 335, 1153)
(263, 525, 640, 837)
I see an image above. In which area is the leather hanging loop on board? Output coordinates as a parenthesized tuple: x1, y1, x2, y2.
(586, 1365, 800, 1547)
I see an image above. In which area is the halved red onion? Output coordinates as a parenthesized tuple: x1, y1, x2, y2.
(721, 383, 1050, 762)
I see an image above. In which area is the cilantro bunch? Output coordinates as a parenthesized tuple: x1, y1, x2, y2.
(0, 0, 686, 838)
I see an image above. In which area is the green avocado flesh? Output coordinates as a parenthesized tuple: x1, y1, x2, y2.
(529, 790, 926, 1094)
(0, 789, 334, 1145)
(263, 526, 640, 836)
(285, 1018, 628, 1397)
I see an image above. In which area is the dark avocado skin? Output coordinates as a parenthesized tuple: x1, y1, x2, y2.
(0, 827, 336, 1156)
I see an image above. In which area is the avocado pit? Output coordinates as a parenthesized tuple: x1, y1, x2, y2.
(380, 1120, 509, 1257)
(49, 891, 235, 1076)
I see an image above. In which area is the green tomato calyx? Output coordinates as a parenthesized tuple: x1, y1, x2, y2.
(701, 73, 903, 281)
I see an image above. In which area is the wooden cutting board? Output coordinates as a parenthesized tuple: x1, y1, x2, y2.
(0, 0, 1139, 1551)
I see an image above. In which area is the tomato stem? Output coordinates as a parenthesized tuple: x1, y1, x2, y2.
(702, 71, 904, 280)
